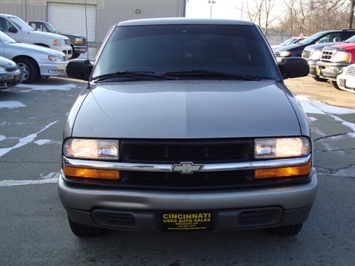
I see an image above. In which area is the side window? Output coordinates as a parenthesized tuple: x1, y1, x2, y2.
(341, 32, 355, 40)
(0, 17, 14, 32)
(28, 22, 37, 30)
(328, 33, 341, 42)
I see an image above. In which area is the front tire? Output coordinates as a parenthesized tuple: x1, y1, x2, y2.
(268, 223, 303, 236)
(330, 80, 341, 90)
(14, 57, 39, 84)
(68, 216, 107, 237)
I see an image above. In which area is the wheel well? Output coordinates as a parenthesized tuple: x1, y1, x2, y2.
(33, 43, 50, 48)
(12, 56, 40, 77)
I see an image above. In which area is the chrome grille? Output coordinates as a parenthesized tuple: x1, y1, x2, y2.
(321, 49, 334, 61)
(347, 65, 355, 76)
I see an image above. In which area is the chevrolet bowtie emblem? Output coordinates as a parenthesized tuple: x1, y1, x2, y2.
(171, 162, 203, 174)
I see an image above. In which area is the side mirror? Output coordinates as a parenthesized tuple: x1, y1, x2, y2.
(66, 60, 93, 81)
(8, 26, 18, 33)
(278, 57, 309, 79)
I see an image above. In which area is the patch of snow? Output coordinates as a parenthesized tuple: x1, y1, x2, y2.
(0, 101, 26, 109)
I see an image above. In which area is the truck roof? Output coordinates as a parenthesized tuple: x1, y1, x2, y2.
(118, 18, 255, 27)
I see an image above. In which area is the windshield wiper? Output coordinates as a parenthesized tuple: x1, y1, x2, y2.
(163, 70, 261, 81)
(93, 71, 174, 82)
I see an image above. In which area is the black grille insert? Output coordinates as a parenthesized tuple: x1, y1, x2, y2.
(120, 139, 253, 163)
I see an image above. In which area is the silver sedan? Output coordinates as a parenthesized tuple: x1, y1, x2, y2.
(0, 31, 67, 83)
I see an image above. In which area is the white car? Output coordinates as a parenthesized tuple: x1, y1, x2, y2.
(0, 31, 67, 83)
(337, 64, 355, 93)
(0, 13, 72, 59)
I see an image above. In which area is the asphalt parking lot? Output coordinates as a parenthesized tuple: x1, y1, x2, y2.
(285, 76, 355, 109)
(0, 75, 354, 265)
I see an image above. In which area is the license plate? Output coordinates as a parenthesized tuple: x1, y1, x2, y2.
(161, 211, 213, 232)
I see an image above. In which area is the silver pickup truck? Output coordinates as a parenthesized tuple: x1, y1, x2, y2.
(59, 18, 317, 237)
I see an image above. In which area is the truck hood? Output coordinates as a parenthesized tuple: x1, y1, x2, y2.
(5, 42, 66, 56)
(331, 43, 355, 51)
(72, 80, 301, 139)
(27, 29, 68, 40)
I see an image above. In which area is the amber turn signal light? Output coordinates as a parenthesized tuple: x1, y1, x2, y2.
(63, 165, 121, 180)
(254, 163, 311, 179)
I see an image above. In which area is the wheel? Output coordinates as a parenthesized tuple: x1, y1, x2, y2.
(14, 58, 38, 84)
(330, 80, 341, 90)
(68, 216, 107, 237)
(70, 45, 80, 59)
(267, 223, 303, 236)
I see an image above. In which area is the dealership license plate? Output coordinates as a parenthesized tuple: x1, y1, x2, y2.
(161, 211, 213, 232)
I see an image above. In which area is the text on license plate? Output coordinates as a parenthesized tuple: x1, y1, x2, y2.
(161, 211, 213, 231)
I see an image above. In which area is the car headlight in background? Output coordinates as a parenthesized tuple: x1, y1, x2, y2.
(48, 55, 64, 62)
(254, 137, 310, 159)
(0, 66, 5, 73)
(53, 39, 65, 46)
(278, 51, 292, 57)
(332, 51, 351, 63)
(74, 38, 84, 44)
(63, 139, 119, 160)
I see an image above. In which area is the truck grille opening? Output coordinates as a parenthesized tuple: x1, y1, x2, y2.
(120, 139, 253, 163)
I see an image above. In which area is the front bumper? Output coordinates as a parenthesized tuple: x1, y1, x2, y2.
(38, 61, 68, 77)
(316, 61, 349, 81)
(0, 70, 21, 89)
(307, 60, 318, 77)
(73, 45, 88, 54)
(58, 169, 318, 231)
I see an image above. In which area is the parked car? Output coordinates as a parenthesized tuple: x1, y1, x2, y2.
(302, 35, 355, 81)
(0, 56, 21, 89)
(274, 29, 355, 58)
(0, 13, 72, 59)
(271, 36, 304, 51)
(59, 18, 317, 238)
(0, 31, 67, 83)
(28, 20, 87, 59)
(316, 40, 355, 89)
(336, 64, 355, 93)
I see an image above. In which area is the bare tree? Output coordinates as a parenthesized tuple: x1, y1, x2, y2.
(278, 0, 351, 36)
(349, 0, 355, 28)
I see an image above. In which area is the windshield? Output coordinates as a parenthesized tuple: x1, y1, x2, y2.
(344, 35, 355, 43)
(280, 37, 297, 46)
(0, 31, 17, 43)
(9, 16, 34, 31)
(92, 24, 279, 81)
(298, 31, 325, 45)
(45, 22, 60, 33)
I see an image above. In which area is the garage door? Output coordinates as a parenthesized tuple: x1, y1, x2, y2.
(48, 3, 96, 42)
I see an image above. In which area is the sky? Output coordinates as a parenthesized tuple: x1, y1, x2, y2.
(185, 0, 286, 23)
(186, 0, 247, 19)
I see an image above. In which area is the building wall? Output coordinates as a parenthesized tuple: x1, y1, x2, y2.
(0, 0, 185, 42)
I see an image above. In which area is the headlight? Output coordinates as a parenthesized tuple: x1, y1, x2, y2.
(254, 137, 310, 159)
(74, 38, 84, 44)
(48, 55, 63, 62)
(53, 39, 65, 46)
(278, 51, 292, 57)
(0, 66, 5, 73)
(332, 52, 351, 63)
(309, 50, 322, 60)
(63, 139, 119, 160)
